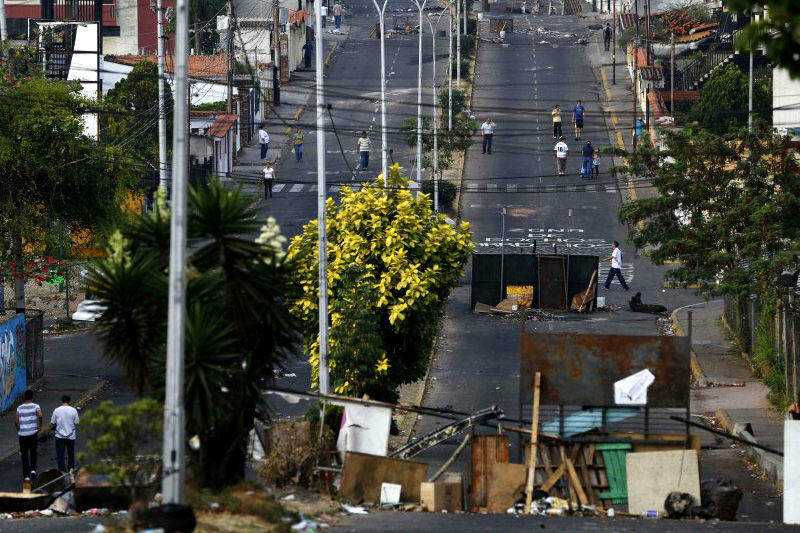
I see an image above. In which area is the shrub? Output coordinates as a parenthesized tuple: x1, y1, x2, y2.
(421, 179, 457, 209)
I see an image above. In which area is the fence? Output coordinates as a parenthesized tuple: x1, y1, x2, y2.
(24, 309, 44, 383)
(723, 293, 800, 408)
(471, 253, 599, 310)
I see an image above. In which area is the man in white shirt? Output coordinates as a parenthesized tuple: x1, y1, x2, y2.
(52, 395, 79, 473)
(321, 4, 328, 28)
(553, 136, 568, 175)
(481, 118, 495, 154)
(356, 131, 372, 171)
(604, 241, 629, 291)
(14, 389, 42, 480)
(258, 125, 270, 160)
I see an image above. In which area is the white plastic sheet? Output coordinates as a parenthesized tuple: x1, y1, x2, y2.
(614, 369, 655, 405)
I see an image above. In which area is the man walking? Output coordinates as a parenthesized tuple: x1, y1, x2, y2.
(603, 23, 612, 52)
(554, 135, 568, 176)
(357, 131, 372, 171)
(572, 100, 585, 140)
(581, 140, 594, 179)
(15, 389, 42, 480)
(332, 1, 343, 30)
(302, 40, 313, 69)
(258, 124, 270, 160)
(293, 129, 305, 163)
(481, 118, 495, 154)
(52, 395, 79, 473)
(263, 162, 275, 198)
(604, 241, 629, 291)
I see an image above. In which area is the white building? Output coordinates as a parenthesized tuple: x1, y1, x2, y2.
(773, 67, 800, 140)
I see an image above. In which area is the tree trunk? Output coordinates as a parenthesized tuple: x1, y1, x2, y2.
(194, 18, 201, 54)
(196, 406, 252, 489)
(12, 233, 24, 312)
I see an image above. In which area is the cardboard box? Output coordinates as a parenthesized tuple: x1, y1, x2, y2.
(420, 477, 463, 512)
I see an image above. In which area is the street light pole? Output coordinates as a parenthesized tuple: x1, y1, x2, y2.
(448, 2, 453, 131)
(413, 0, 429, 194)
(0, 0, 7, 42)
(611, 0, 616, 84)
(426, 9, 445, 213)
(456, 0, 461, 87)
(162, 0, 189, 505)
(370, 0, 390, 184)
(748, 47, 754, 132)
(315, 0, 329, 395)
(157, 0, 168, 191)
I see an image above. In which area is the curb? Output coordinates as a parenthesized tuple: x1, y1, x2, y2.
(715, 407, 784, 485)
(669, 306, 706, 384)
(0, 378, 110, 464)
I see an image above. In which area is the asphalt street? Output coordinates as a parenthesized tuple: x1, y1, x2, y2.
(262, 0, 453, 419)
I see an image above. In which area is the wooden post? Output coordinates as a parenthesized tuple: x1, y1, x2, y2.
(524, 372, 541, 513)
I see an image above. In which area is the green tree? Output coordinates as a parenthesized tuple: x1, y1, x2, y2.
(289, 165, 473, 402)
(729, 0, 800, 78)
(87, 182, 298, 488)
(692, 63, 771, 134)
(79, 399, 163, 506)
(104, 60, 173, 168)
(617, 130, 800, 299)
(0, 71, 136, 308)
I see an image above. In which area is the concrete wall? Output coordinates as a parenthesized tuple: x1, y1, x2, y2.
(103, 0, 140, 55)
(773, 67, 800, 139)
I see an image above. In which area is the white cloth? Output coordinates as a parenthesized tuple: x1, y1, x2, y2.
(51, 405, 79, 440)
(614, 369, 655, 405)
(321, 5, 328, 15)
(335, 404, 391, 459)
(554, 141, 568, 158)
(263, 167, 275, 180)
(16, 402, 41, 437)
(258, 129, 270, 144)
(611, 247, 622, 269)
(358, 137, 372, 152)
(481, 121, 495, 135)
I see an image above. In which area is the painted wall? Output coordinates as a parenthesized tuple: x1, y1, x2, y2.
(0, 314, 26, 412)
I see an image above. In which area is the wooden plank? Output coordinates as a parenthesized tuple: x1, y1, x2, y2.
(486, 462, 527, 514)
(577, 445, 599, 505)
(538, 443, 553, 487)
(539, 464, 565, 492)
(339, 452, 428, 503)
(561, 449, 589, 506)
(470, 434, 510, 511)
(524, 372, 542, 513)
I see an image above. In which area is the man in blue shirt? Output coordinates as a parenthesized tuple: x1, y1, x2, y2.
(581, 140, 594, 179)
(573, 100, 585, 140)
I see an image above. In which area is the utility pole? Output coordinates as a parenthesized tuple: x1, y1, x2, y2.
(612, 0, 616, 84)
(272, 0, 281, 105)
(314, 0, 329, 396)
(0, 0, 7, 42)
(370, 0, 390, 183)
(226, 1, 234, 113)
(414, 0, 428, 194)
(644, 0, 650, 65)
(162, 0, 189, 506)
(633, 0, 639, 145)
(157, 0, 168, 191)
(748, 46, 754, 132)
(425, 10, 443, 213)
(670, 32, 675, 115)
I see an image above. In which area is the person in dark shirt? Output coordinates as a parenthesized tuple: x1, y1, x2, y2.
(573, 100, 585, 140)
(603, 23, 612, 51)
(581, 140, 594, 179)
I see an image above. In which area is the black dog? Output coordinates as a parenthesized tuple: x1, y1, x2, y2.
(629, 291, 668, 314)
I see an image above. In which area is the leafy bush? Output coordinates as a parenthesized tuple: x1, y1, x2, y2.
(421, 179, 457, 209)
(289, 166, 473, 402)
(191, 100, 226, 111)
(439, 87, 467, 117)
(79, 399, 162, 505)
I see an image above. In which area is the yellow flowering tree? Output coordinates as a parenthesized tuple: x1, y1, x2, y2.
(289, 165, 472, 401)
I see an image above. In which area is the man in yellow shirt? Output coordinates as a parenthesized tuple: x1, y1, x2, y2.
(551, 104, 562, 139)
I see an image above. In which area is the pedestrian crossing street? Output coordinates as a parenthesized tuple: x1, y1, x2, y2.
(263, 181, 621, 195)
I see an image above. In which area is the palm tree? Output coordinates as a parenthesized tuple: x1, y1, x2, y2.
(87, 182, 298, 488)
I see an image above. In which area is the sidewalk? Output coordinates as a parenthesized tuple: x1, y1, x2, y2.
(0, 331, 131, 490)
(672, 300, 784, 483)
(584, 10, 658, 201)
(232, 26, 350, 196)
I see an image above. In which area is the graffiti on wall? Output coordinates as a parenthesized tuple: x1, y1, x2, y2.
(0, 314, 26, 411)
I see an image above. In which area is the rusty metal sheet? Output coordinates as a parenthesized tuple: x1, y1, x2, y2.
(537, 255, 567, 310)
(519, 332, 690, 408)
